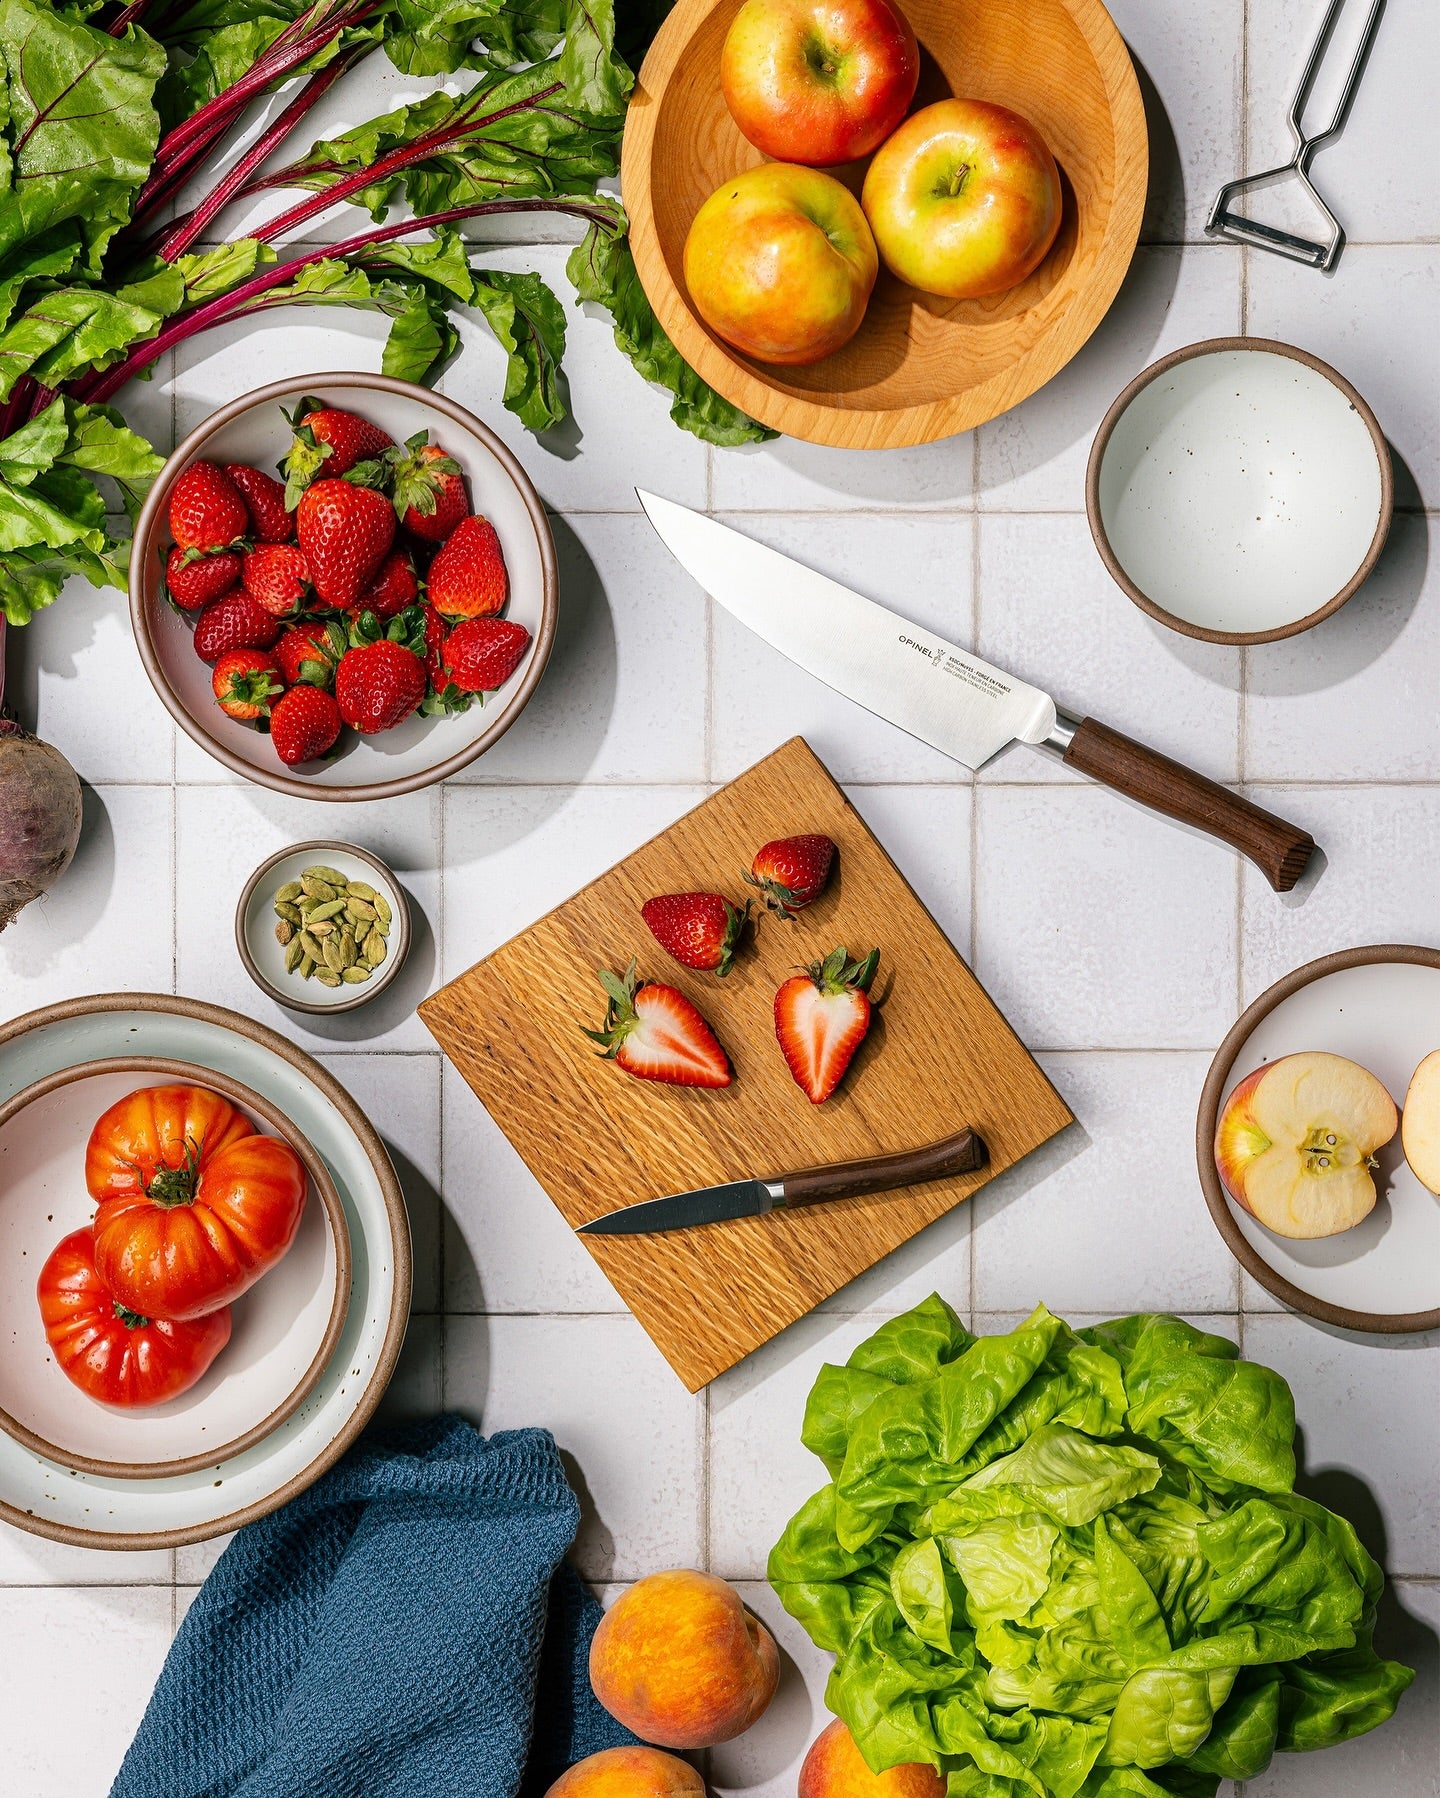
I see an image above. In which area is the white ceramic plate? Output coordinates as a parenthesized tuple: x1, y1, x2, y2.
(1198, 947, 1440, 1331)
(0, 1061, 347, 1478)
(0, 998, 409, 1547)
(130, 374, 557, 801)
(1090, 339, 1391, 643)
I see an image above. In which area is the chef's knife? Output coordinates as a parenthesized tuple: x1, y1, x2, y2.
(577, 1127, 986, 1236)
(637, 492, 1316, 893)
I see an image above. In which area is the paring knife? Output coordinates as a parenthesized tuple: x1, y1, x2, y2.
(577, 1127, 986, 1236)
(637, 492, 1316, 893)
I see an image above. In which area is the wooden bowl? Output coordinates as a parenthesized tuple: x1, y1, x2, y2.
(622, 0, 1147, 449)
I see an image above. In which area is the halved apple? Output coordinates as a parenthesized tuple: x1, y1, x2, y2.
(1401, 1051, 1440, 1196)
(1214, 1051, 1398, 1239)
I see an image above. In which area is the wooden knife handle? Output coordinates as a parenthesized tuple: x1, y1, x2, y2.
(777, 1127, 986, 1208)
(1063, 717, 1316, 893)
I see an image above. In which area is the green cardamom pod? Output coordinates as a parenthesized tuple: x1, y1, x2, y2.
(301, 876, 337, 901)
(274, 900, 302, 925)
(373, 894, 392, 928)
(346, 880, 376, 902)
(274, 880, 303, 903)
(299, 954, 316, 980)
(346, 896, 377, 922)
(305, 865, 351, 887)
(298, 929, 324, 961)
(307, 898, 347, 924)
(362, 928, 387, 966)
(341, 965, 370, 984)
(284, 937, 304, 973)
(316, 970, 342, 988)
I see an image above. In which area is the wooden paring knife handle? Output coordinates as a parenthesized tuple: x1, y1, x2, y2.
(776, 1127, 986, 1208)
(1060, 716, 1316, 893)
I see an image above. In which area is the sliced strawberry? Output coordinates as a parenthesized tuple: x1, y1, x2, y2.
(774, 946, 879, 1104)
(169, 461, 248, 552)
(583, 961, 731, 1089)
(224, 464, 292, 542)
(746, 833, 836, 917)
(166, 546, 242, 611)
(270, 684, 341, 766)
(640, 892, 749, 976)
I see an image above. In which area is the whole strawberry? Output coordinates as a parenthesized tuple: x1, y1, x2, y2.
(274, 619, 347, 689)
(335, 640, 426, 733)
(418, 602, 447, 688)
(441, 618, 532, 695)
(243, 543, 312, 617)
(166, 546, 242, 611)
(212, 648, 281, 721)
(169, 461, 248, 551)
(353, 548, 417, 620)
(641, 892, 749, 976)
(270, 684, 341, 766)
(281, 398, 394, 506)
(224, 464, 292, 542)
(427, 515, 508, 619)
(746, 833, 836, 917)
(297, 479, 395, 609)
(192, 588, 283, 660)
(388, 437, 468, 543)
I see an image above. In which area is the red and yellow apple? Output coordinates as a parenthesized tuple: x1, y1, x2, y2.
(684, 163, 877, 365)
(721, 0, 920, 166)
(588, 1568, 780, 1749)
(545, 1747, 705, 1798)
(799, 1719, 946, 1798)
(1402, 1050, 1440, 1195)
(1214, 1051, 1398, 1239)
(860, 98, 1062, 299)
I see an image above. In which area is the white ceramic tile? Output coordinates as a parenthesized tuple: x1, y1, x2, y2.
(0, 1585, 172, 1797)
(443, 244, 709, 515)
(439, 783, 705, 981)
(973, 784, 1239, 1049)
(1244, 515, 1435, 783)
(708, 1581, 838, 1798)
(973, 1312, 1239, 1344)
(5, 581, 174, 786)
(709, 512, 976, 784)
(319, 1053, 442, 1313)
(373, 1312, 444, 1422)
(971, 1052, 1239, 1313)
(173, 1531, 231, 1586)
(441, 1062, 623, 1315)
(1245, 248, 1437, 511)
(708, 428, 974, 514)
(975, 512, 1241, 785)
(0, 1523, 170, 1586)
(1107, 0, 1245, 243)
(841, 783, 973, 958)
(1242, 1314, 1440, 1576)
(0, 785, 174, 1011)
(1240, 786, 1440, 1002)
(976, 246, 1240, 511)
(452, 512, 708, 784)
(443, 1314, 704, 1580)
(1245, 0, 1440, 250)
(173, 786, 440, 1051)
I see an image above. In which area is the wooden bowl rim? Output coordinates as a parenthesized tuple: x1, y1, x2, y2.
(1195, 943, 1440, 1334)
(621, 0, 1149, 449)
(129, 372, 559, 802)
(235, 839, 412, 1015)
(0, 993, 409, 1549)
(1086, 336, 1395, 646)
(0, 1055, 352, 1480)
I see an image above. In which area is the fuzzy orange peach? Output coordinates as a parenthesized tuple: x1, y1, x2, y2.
(799, 1719, 945, 1798)
(589, 1569, 780, 1748)
(545, 1746, 705, 1798)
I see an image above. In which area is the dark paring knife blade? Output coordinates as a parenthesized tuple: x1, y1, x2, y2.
(576, 1178, 779, 1236)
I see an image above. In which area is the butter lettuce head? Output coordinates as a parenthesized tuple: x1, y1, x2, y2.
(768, 1300, 1413, 1798)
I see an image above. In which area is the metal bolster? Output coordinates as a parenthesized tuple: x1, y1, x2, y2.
(1039, 708, 1081, 758)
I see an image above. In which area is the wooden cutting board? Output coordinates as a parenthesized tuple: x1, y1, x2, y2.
(421, 738, 1072, 1389)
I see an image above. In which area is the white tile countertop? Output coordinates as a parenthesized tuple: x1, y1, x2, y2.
(2, 2, 1438, 1793)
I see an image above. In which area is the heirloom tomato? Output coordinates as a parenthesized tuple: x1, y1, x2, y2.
(87, 1083, 306, 1319)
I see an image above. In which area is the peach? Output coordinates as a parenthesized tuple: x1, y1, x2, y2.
(799, 1719, 945, 1798)
(545, 1746, 705, 1798)
(589, 1569, 779, 1748)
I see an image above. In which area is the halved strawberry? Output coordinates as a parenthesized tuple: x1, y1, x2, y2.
(746, 833, 836, 917)
(583, 961, 731, 1089)
(640, 892, 749, 976)
(774, 946, 879, 1104)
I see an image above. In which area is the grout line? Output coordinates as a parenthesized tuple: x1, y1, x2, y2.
(85, 776, 1440, 792)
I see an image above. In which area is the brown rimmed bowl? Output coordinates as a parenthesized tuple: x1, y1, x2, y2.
(1088, 338, 1393, 645)
(622, 0, 1147, 450)
(1197, 945, 1440, 1334)
(0, 1057, 351, 1480)
(130, 372, 558, 801)
(237, 840, 411, 1016)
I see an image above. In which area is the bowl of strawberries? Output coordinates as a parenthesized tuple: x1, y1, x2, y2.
(130, 373, 558, 799)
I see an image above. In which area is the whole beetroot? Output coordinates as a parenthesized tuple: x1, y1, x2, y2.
(0, 717, 83, 930)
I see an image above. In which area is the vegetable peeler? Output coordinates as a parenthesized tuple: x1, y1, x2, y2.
(1206, 0, 1386, 271)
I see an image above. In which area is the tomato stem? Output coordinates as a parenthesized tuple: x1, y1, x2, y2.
(143, 1137, 202, 1208)
(113, 1302, 151, 1330)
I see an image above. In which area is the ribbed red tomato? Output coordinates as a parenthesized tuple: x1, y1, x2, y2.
(38, 1229, 231, 1408)
(86, 1084, 307, 1320)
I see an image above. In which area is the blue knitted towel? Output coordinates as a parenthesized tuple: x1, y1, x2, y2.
(110, 1415, 636, 1798)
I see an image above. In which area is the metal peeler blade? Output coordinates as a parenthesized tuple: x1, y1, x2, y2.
(1206, 0, 1386, 271)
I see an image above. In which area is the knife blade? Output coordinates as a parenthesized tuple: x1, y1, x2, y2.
(577, 1127, 986, 1236)
(637, 491, 1316, 893)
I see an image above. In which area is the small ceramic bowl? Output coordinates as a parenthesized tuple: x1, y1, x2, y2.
(1088, 338, 1392, 644)
(130, 372, 558, 800)
(1196, 945, 1440, 1334)
(236, 841, 411, 1015)
(0, 1057, 351, 1478)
